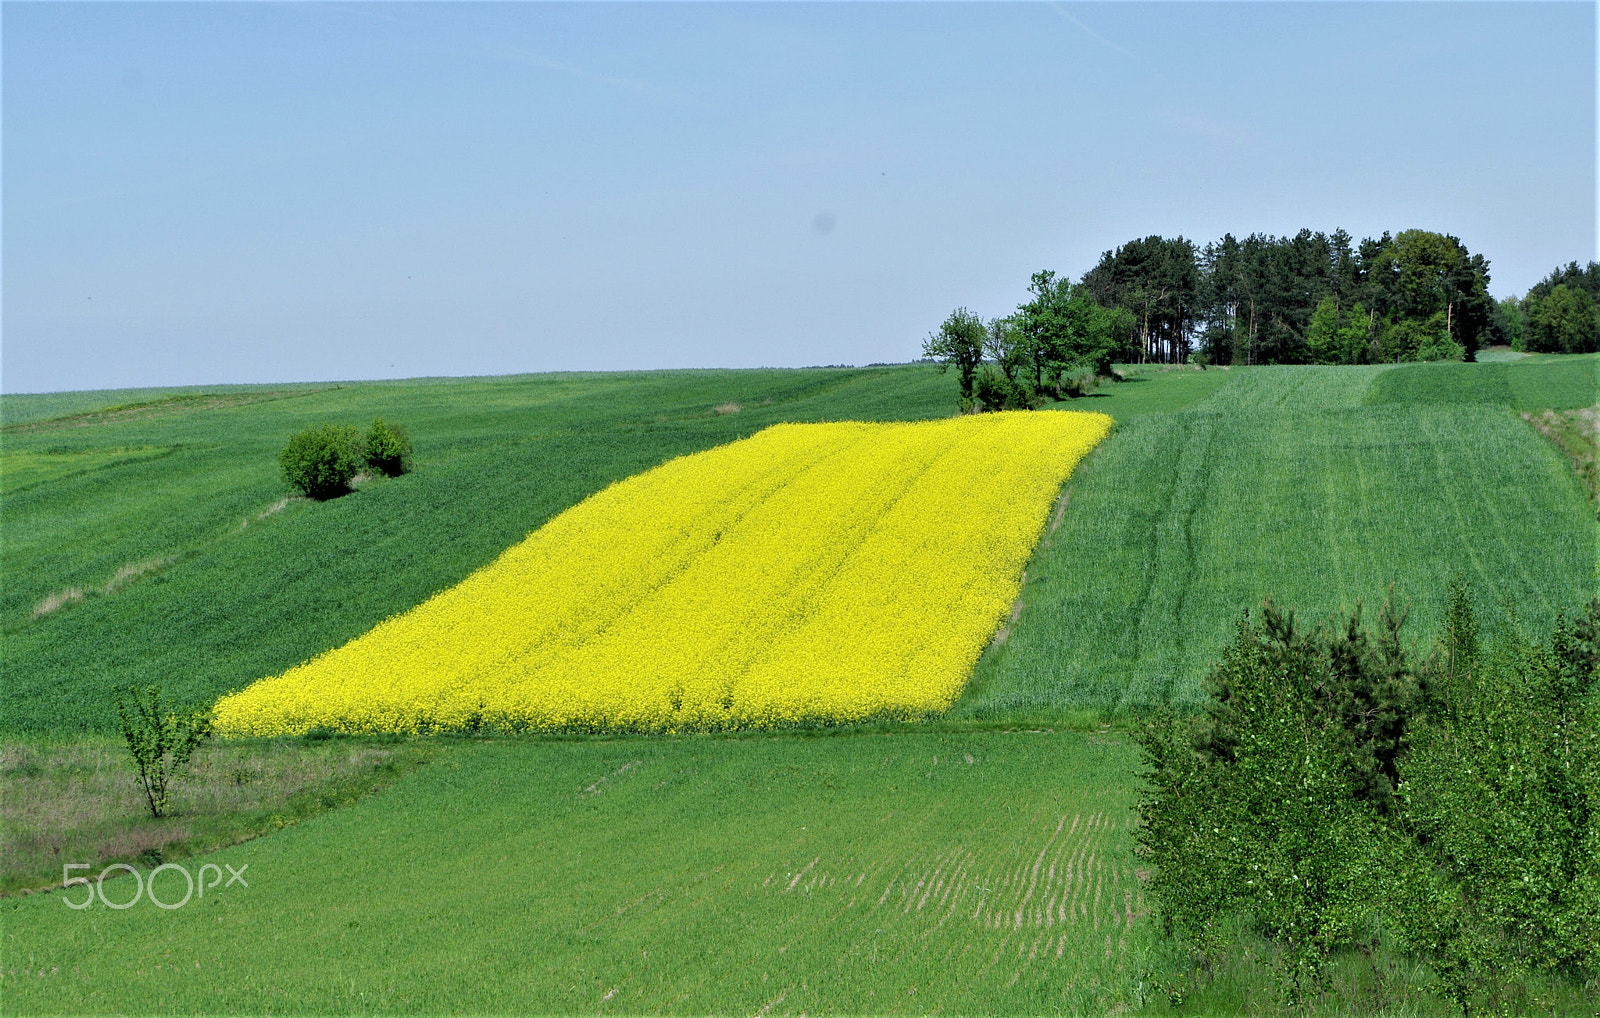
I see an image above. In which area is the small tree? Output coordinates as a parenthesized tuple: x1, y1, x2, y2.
(923, 307, 987, 408)
(364, 418, 413, 477)
(280, 423, 364, 499)
(1015, 271, 1131, 389)
(973, 365, 1029, 411)
(115, 684, 213, 819)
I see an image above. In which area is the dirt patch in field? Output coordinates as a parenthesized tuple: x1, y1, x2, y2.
(102, 556, 173, 595)
(30, 555, 176, 620)
(33, 489, 306, 621)
(991, 581, 1027, 646)
(30, 588, 83, 620)
(247, 496, 303, 527)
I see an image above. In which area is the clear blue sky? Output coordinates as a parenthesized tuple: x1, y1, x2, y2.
(4, 2, 1595, 393)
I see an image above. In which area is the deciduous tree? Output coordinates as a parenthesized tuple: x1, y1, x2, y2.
(922, 307, 987, 407)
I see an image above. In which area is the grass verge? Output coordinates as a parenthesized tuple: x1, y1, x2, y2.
(0, 735, 437, 895)
(1523, 405, 1599, 513)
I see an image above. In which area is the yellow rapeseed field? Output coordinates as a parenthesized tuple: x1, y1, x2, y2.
(214, 411, 1111, 735)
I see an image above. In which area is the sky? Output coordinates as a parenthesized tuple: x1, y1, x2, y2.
(3, 2, 1595, 394)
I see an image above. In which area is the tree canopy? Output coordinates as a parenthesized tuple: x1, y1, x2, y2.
(1519, 261, 1600, 354)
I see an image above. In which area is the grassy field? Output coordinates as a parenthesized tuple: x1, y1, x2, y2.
(2, 730, 1159, 1015)
(958, 360, 1596, 719)
(1364, 352, 1597, 410)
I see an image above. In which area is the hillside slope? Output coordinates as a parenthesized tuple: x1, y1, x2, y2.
(3, 365, 1226, 734)
(6, 359, 1591, 732)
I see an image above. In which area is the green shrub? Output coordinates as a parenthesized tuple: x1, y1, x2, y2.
(1416, 332, 1465, 363)
(973, 366, 1042, 411)
(364, 418, 412, 477)
(1138, 587, 1600, 1011)
(1390, 595, 1600, 1012)
(1136, 603, 1406, 1003)
(280, 423, 363, 499)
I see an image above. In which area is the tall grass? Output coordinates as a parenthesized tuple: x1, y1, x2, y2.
(0, 735, 435, 894)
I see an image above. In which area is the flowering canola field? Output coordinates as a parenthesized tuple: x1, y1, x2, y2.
(214, 412, 1111, 735)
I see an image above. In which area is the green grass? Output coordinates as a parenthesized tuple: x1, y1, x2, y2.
(2, 730, 1157, 1015)
(1365, 352, 1597, 409)
(0, 447, 175, 496)
(1192, 363, 1396, 410)
(1088, 365, 1236, 417)
(957, 365, 1598, 720)
(0, 384, 334, 427)
(1472, 346, 1525, 363)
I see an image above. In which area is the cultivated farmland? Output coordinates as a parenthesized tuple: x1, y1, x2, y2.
(214, 413, 1110, 736)
(2, 367, 963, 734)
(959, 360, 1598, 720)
(2, 357, 1595, 1014)
(2, 733, 1156, 1015)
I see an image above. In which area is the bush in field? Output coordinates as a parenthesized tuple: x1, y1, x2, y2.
(1137, 586, 1600, 1011)
(364, 418, 412, 477)
(1390, 593, 1600, 1012)
(280, 423, 364, 500)
(973, 365, 1032, 412)
(1136, 601, 1411, 1002)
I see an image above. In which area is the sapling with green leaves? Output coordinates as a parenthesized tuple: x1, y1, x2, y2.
(115, 684, 213, 819)
(1135, 602, 1403, 1007)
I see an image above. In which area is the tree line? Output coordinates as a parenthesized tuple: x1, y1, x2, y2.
(922, 270, 1131, 411)
(927, 229, 1598, 406)
(1491, 260, 1600, 355)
